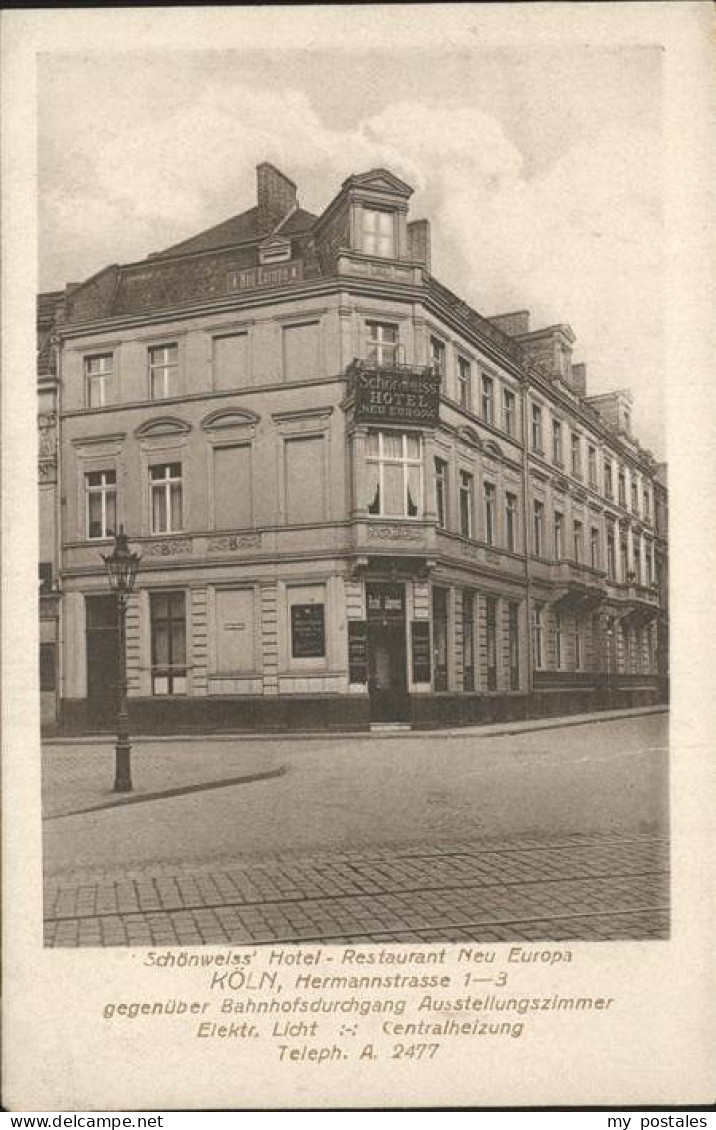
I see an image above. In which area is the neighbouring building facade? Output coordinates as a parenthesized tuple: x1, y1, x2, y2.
(37, 163, 669, 733)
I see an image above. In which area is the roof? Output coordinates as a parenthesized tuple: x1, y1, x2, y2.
(156, 205, 317, 260)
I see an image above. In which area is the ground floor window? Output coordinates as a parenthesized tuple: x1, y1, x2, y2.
(574, 616, 583, 670)
(508, 603, 520, 690)
(462, 589, 475, 691)
(486, 596, 498, 690)
(554, 610, 564, 669)
(150, 591, 187, 695)
(40, 642, 56, 692)
(533, 603, 544, 669)
(432, 587, 448, 691)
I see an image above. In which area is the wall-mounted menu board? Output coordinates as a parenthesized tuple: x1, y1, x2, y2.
(348, 621, 368, 684)
(291, 604, 326, 658)
(411, 620, 431, 684)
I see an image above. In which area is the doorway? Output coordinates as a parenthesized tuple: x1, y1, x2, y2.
(366, 583, 409, 722)
(85, 594, 119, 730)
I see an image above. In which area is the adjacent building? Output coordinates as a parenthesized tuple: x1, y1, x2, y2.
(38, 162, 668, 733)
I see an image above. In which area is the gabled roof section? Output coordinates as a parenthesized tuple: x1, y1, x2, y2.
(342, 169, 414, 199)
(156, 205, 317, 260)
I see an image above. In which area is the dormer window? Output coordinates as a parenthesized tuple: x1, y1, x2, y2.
(259, 237, 291, 266)
(361, 207, 395, 258)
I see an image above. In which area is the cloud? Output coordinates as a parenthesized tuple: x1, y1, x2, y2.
(40, 74, 664, 452)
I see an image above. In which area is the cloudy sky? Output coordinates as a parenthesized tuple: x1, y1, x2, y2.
(38, 45, 664, 455)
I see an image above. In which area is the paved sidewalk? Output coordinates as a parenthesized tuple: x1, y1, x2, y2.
(43, 832, 670, 948)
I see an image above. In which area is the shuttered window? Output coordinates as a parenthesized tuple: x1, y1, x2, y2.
(213, 333, 249, 390)
(285, 436, 325, 524)
(283, 322, 320, 383)
(213, 445, 251, 529)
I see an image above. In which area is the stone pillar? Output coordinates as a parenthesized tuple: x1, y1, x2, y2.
(261, 583, 279, 695)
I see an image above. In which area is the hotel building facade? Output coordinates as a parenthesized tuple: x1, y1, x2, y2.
(38, 163, 668, 733)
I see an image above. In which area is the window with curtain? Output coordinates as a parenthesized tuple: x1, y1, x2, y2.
(365, 431, 422, 518)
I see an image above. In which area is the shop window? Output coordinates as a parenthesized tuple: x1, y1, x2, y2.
(432, 587, 448, 692)
(508, 603, 520, 690)
(40, 643, 56, 692)
(366, 431, 422, 519)
(462, 589, 475, 692)
(486, 597, 498, 690)
(150, 591, 186, 695)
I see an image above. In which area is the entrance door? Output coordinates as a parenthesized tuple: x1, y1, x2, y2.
(86, 595, 119, 730)
(366, 583, 409, 722)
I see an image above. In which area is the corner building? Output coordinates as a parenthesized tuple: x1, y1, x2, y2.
(40, 163, 668, 733)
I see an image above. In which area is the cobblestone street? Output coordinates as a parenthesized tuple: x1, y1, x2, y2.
(44, 832, 669, 947)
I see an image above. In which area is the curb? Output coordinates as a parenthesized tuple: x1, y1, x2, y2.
(43, 704, 668, 748)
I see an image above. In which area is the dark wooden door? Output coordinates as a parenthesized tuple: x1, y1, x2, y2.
(86, 595, 119, 730)
(368, 622, 409, 722)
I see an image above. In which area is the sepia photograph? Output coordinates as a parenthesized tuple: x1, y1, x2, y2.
(36, 38, 671, 953)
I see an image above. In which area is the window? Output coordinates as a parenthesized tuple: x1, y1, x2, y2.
(483, 481, 496, 546)
(366, 322, 398, 368)
(85, 354, 113, 408)
(285, 436, 326, 524)
(432, 587, 449, 692)
(86, 470, 116, 540)
(572, 519, 583, 564)
(574, 617, 583, 670)
(554, 511, 564, 559)
(459, 470, 474, 537)
(150, 463, 182, 534)
(362, 207, 395, 258)
(366, 431, 422, 518)
(508, 603, 520, 690)
(624, 409, 631, 435)
(606, 522, 616, 580)
(505, 492, 518, 552)
(552, 419, 563, 465)
(457, 356, 472, 409)
(434, 458, 448, 529)
(533, 499, 544, 556)
(149, 344, 178, 400)
(571, 433, 582, 476)
(39, 562, 53, 594)
(620, 532, 629, 582)
(40, 642, 56, 692)
(532, 603, 544, 669)
(291, 604, 326, 658)
(604, 458, 614, 499)
(503, 389, 516, 436)
(481, 375, 495, 424)
(213, 445, 251, 529)
(633, 540, 642, 585)
(590, 526, 600, 570)
(283, 321, 320, 383)
(486, 597, 498, 691)
(631, 479, 639, 514)
(430, 337, 446, 383)
(462, 589, 475, 692)
(643, 489, 651, 521)
(150, 591, 186, 695)
(555, 611, 564, 669)
(213, 332, 249, 390)
(618, 468, 626, 507)
(647, 543, 654, 584)
(531, 403, 543, 451)
(588, 445, 598, 488)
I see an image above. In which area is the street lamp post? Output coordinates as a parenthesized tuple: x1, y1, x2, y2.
(101, 527, 141, 792)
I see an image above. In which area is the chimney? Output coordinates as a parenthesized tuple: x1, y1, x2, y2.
(256, 163, 298, 236)
(408, 220, 431, 271)
(571, 362, 587, 396)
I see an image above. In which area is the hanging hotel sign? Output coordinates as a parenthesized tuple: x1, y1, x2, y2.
(351, 364, 440, 427)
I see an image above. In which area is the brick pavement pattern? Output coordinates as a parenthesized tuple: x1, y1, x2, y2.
(43, 833, 669, 948)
